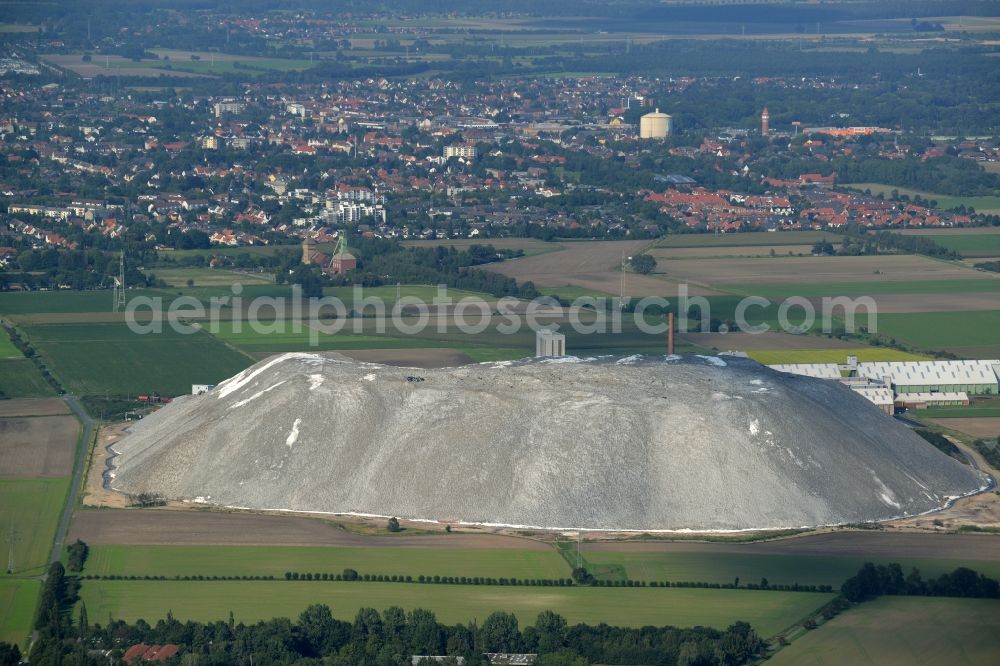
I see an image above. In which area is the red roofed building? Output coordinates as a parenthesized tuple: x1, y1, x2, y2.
(122, 644, 180, 664)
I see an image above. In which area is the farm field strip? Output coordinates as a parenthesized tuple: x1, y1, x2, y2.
(582, 551, 1000, 588)
(0, 358, 55, 399)
(726, 278, 1000, 298)
(747, 348, 930, 365)
(20, 322, 253, 397)
(874, 310, 1000, 352)
(0, 477, 71, 577)
(657, 255, 990, 286)
(0, 414, 79, 477)
(654, 231, 844, 248)
(78, 580, 832, 635)
(767, 596, 1000, 665)
(843, 183, 1000, 213)
(0, 579, 41, 649)
(83, 545, 570, 580)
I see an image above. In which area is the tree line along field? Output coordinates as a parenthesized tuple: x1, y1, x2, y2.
(81, 545, 570, 581)
(77, 580, 832, 637)
(768, 596, 1000, 665)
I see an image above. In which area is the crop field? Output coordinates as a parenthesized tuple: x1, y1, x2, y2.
(769, 596, 1000, 665)
(43, 52, 313, 78)
(147, 268, 274, 288)
(487, 240, 721, 297)
(83, 544, 570, 580)
(844, 183, 1000, 214)
(0, 358, 54, 399)
(0, 289, 167, 315)
(0, 579, 40, 649)
(927, 418, 1000, 439)
(655, 231, 842, 248)
(208, 315, 691, 361)
(649, 245, 818, 259)
(874, 310, 1000, 357)
(899, 233, 1000, 259)
(0, 415, 78, 477)
(401, 238, 560, 258)
(747, 348, 930, 365)
(581, 551, 1000, 588)
(79, 580, 831, 635)
(659, 255, 989, 287)
(21, 323, 252, 397)
(726, 278, 1000, 299)
(0, 478, 70, 577)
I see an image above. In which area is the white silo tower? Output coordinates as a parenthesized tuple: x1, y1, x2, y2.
(639, 109, 671, 139)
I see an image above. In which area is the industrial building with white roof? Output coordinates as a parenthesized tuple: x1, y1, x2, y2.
(769, 357, 999, 414)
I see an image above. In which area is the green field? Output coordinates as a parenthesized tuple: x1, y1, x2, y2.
(323, 285, 495, 308)
(845, 183, 1000, 213)
(748, 348, 930, 365)
(918, 406, 1000, 419)
(0, 327, 20, 359)
(582, 551, 1000, 588)
(0, 478, 70, 577)
(0, 358, 55, 399)
(79, 580, 831, 636)
(656, 231, 843, 248)
(209, 315, 693, 360)
(875, 310, 1000, 356)
(21, 323, 253, 397)
(84, 545, 569, 581)
(147, 268, 275, 288)
(0, 579, 41, 649)
(919, 234, 1000, 258)
(768, 596, 1000, 665)
(728, 279, 1000, 299)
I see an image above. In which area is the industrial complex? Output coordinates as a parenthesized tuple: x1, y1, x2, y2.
(771, 357, 1000, 413)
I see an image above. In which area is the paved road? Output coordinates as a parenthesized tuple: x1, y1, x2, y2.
(48, 395, 95, 564)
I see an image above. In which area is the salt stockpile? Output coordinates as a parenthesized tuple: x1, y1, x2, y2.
(109, 353, 988, 531)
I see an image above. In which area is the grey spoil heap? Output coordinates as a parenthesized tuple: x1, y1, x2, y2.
(109, 353, 988, 532)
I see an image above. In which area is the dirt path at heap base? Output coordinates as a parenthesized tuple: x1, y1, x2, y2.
(584, 531, 1000, 560)
(68, 508, 552, 550)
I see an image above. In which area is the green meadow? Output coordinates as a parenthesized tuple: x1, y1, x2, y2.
(581, 551, 1000, 588)
(0, 579, 41, 649)
(769, 596, 1000, 665)
(84, 545, 570, 581)
(0, 478, 70, 577)
(80, 580, 832, 636)
(20, 323, 252, 397)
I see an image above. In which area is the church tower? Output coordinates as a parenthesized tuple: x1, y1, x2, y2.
(761, 107, 770, 136)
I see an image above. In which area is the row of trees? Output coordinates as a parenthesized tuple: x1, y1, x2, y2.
(22, 581, 765, 665)
(841, 563, 1000, 602)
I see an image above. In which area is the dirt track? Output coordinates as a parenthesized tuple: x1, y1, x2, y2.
(585, 531, 1000, 561)
(0, 415, 79, 477)
(68, 508, 551, 550)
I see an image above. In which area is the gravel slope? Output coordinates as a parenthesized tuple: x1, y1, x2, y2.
(109, 353, 988, 531)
